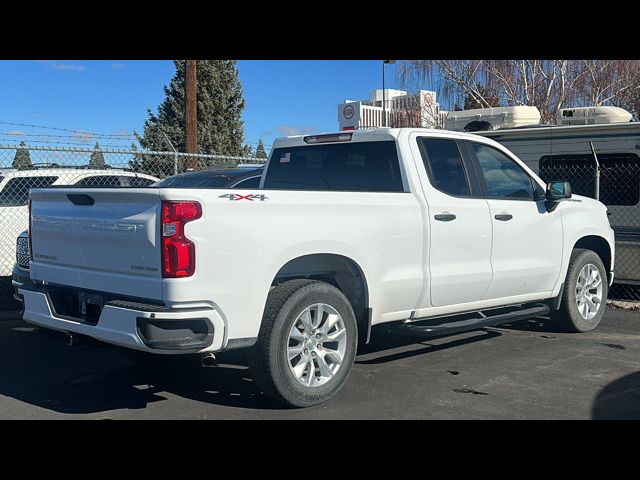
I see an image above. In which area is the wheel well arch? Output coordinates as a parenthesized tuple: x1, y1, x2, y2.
(272, 254, 370, 340)
(573, 235, 612, 282)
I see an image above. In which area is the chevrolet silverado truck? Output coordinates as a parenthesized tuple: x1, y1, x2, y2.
(20, 128, 615, 407)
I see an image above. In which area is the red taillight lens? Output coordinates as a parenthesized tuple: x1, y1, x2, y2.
(28, 199, 33, 261)
(161, 201, 201, 278)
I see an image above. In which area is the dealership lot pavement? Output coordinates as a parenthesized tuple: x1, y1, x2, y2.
(0, 307, 638, 419)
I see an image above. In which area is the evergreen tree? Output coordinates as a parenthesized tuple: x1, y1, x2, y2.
(254, 139, 267, 159)
(89, 142, 106, 169)
(135, 60, 250, 177)
(12, 141, 32, 169)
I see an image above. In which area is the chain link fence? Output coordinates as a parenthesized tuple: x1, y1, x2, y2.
(539, 152, 640, 301)
(0, 144, 264, 312)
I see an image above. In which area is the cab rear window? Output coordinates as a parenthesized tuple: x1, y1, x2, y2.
(263, 141, 404, 192)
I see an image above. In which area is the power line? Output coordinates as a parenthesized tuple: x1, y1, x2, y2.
(0, 120, 137, 138)
(0, 131, 138, 140)
(0, 136, 137, 149)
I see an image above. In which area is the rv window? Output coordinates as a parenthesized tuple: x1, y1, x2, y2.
(539, 153, 639, 206)
(417, 137, 471, 197)
(472, 143, 534, 200)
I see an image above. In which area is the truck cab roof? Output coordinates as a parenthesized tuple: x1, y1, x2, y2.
(272, 128, 506, 149)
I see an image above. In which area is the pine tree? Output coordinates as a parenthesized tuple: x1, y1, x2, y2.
(255, 139, 267, 159)
(89, 142, 106, 169)
(135, 60, 250, 177)
(12, 141, 32, 169)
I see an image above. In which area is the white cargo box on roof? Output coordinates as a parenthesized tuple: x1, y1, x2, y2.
(444, 106, 541, 132)
(557, 106, 632, 125)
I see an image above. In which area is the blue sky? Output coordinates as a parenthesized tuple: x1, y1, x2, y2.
(0, 60, 401, 154)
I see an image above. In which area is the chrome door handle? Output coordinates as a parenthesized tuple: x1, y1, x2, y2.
(434, 213, 456, 222)
(494, 214, 513, 221)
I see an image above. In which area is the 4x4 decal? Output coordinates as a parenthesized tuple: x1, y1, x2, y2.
(219, 193, 269, 202)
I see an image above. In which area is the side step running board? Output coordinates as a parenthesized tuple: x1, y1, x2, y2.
(392, 303, 550, 338)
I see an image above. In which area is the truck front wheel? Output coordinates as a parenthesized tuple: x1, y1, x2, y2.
(248, 279, 357, 407)
(552, 248, 608, 332)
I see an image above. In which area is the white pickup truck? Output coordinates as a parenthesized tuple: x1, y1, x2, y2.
(21, 128, 615, 407)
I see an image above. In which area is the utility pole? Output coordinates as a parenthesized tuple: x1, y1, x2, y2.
(185, 59, 198, 171)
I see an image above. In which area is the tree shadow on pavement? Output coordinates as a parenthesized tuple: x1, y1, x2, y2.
(592, 372, 640, 420)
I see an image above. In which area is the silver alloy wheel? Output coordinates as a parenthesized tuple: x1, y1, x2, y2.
(286, 303, 347, 388)
(575, 263, 603, 320)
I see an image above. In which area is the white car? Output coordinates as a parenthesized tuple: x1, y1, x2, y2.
(21, 129, 615, 407)
(0, 167, 158, 280)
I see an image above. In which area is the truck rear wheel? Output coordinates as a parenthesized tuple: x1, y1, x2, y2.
(248, 279, 357, 407)
(552, 248, 608, 333)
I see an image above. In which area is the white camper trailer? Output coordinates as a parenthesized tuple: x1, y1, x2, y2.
(445, 106, 541, 132)
(557, 106, 633, 126)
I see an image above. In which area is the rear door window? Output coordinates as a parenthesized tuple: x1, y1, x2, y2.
(0, 176, 58, 206)
(263, 141, 404, 192)
(417, 137, 472, 196)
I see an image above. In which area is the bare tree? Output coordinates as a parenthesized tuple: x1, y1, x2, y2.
(399, 60, 640, 123)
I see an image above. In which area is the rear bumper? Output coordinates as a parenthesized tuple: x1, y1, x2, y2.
(19, 284, 226, 354)
(12, 265, 31, 302)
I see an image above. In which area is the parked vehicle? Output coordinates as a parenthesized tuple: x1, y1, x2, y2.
(12, 230, 29, 302)
(21, 128, 615, 407)
(0, 167, 158, 282)
(153, 166, 264, 189)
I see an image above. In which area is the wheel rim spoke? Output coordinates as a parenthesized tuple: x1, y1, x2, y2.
(306, 359, 315, 387)
(313, 304, 324, 329)
(324, 348, 343, 366)
(326, 327, 346, 343)
(299, 309, 314, 332)
(288, 344, 304, 360)
(290, 326, 304, 342)
(292, 354, 309, 379)
(316, 352, 333, 378)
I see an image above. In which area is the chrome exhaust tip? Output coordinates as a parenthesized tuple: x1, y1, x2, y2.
(201, 353, 217, 367)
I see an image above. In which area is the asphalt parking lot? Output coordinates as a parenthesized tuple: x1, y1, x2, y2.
(0, 307, 638, 419)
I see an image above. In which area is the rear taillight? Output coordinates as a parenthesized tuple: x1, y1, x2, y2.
(161, 201, 201, 278)
(28, 199, 33, 261)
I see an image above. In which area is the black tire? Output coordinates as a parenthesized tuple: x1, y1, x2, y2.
(248, 279, 358, 408)
(552, 248, 608, 333)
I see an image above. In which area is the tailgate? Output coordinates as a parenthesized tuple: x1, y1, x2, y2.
(29, 188, 163, 300)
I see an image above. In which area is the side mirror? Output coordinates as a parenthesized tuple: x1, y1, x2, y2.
(546, 181, 572, 202)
